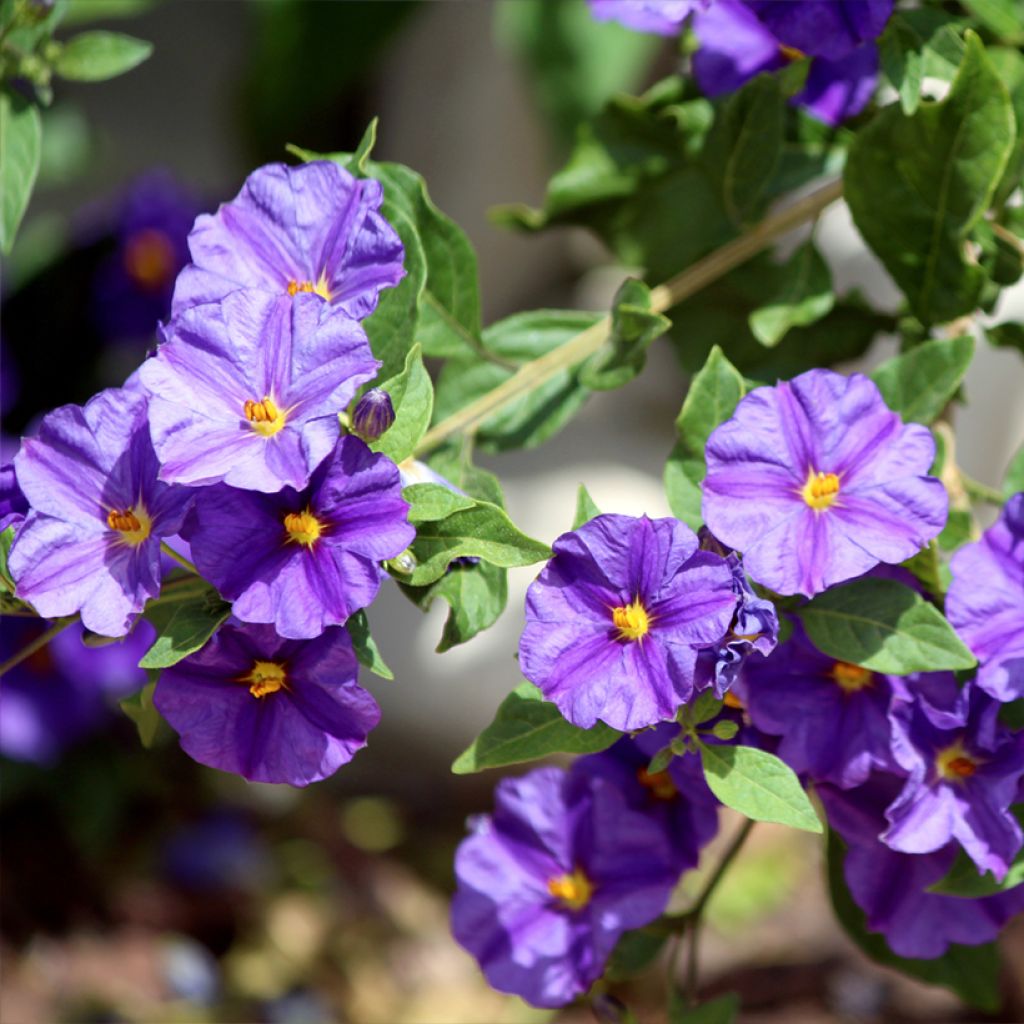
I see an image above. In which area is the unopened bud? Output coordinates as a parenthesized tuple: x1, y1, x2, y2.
(352, 388, 395, 442)
(387, 549, 417, 575)
(711, 720, 739, 741)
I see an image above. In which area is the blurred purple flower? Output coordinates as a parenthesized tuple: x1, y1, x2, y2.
(451, 765, 680, 1008)
(702, 369, 947, 597)
(587, 0, 707, 35)
(519, 514, 737, 731)
(154, 620, 379, 786)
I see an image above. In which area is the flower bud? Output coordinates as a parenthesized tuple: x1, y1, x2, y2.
(351, 388, 395, 441)
(711, 719, 740, 741)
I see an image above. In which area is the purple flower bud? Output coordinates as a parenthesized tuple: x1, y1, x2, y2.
(351, 388, 395, 441)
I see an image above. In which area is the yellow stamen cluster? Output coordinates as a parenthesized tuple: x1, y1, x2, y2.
(244, 395, 286, 437)
(547, 867, 594, 911)
(286, 271, 332, 301)
(723, 691, 745, 710)
(611, 598, 651, 643)
(244, 660, 287, 699)
(936, 741, 979, 781)
(284, 508, 323, 548)
(779, 43, 807, 62)
(123, 228, 176, 291)
(830, 661, 874, 693)
(637, 767, 677, 801)
(106, 505, 152, 546)
(801, 469, 841, 510)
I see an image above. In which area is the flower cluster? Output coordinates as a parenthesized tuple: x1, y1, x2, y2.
(4, 159, 414, 785)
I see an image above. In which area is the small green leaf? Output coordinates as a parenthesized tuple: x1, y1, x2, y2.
(664, 345, 746, 530)
(748, 241, 834, 348)
(1004, 442, 1024, 497)
(346, 609, 393, 680)
(698, 743, 822, 833)
(453, 681, 619, 774)
(0, 89, 42, 254)
(986, 320, 1024, 355)
(349, 116, 377, 174)
(54, 30, 153, 82)
(962, 0, 1024, 42)
(871, 334, 974, 424)
(572, 484, 601, 530)
(140, 589, 230, 669)
(119, 677, 163, 747)
(371, 343, 433, 464)
(669, 991, 739, 1024)
(797, 578, 976, 675)
(403, 483, 475, 524)
(605, 929, 668, 982)
(879, 15, 925, 115)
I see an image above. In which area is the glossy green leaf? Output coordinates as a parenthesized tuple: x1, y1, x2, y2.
(879, 15, 925, 115)
(346, 609, 393, 680)
(927, 848, 1024, 899)
(827, 831, 1001, 1010)
(140, 589, 230, 669)
(54, 30, 153, 81)
(797, 578, 976, 675)
(870, 334, 974, 424)
(371, 344, 433, 464)
(844, 32, 1015, 325)
(664, 345, 745, 530)
(699, 743, 822, 833)
(403, 483, 475, 524)
(0, 89, 42, 254)
(452, 681, 619, 774)
(572, 484, 601, 530)
(748, 241, 834, 347)
(119, 677, 163, 748)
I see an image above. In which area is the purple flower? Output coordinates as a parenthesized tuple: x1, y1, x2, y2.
(702, 369, 947, 598)
(519, 514, 737, 731)
(186, 436, 413, 640)
(171, 161, 405, 321)
(451, 765, 681, 1008)
(153, 621, 380, 786)
(571, 723, 720, 869)
(140, 290, 378, 493)
(743, 622, 904, 788)
(9, 386, 193, 636)
(882, 676, 1024, 880)
(947, 493, 1024, 703)
(744, 0, 892, 61)
(0, 458, 28, 534)
(821, 774, 1024, 959)
(587, 0, 706, 35)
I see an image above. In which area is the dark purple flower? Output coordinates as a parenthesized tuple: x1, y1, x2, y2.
(587, 0, 707, 35)
(0, 618, 152, 764)
(9, 386, 193, 636)
(883, 676, 1024, 880)
(351, 387, 395, 442)
(821, 774, 1024, 959)
(451, 765, 681, 1008)
(186, 436, 413, 640)
(519, 514, 737, 731)
(745, 0, 892, 61)
(153, 620, 379, 786)
(743, 622, 904, 788)
(947, 493, 1024, 703)
(702, 369, 947, 598)
(571, 723, 719, 869)
(172, 161, 405, 321)
(0, 459, 27, 534)
(140, 290, 378, 493)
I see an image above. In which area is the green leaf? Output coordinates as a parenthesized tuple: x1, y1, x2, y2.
(845, 32, 1015, 326)
(605, 929, 668, 982)
(119, 678, 162, 747)
(0, 89, 42, 255)
(962, 0, 1024, 43)
(870, 334, 974, 424)
(371, 344, 433, 464)
(797, 578, 976, 675)
(748, 241, 834, 347)
(0, 524, 15, 593)
(405, 500, 551, 587)
(701, 73, 784, 227)
(580, 278, 670, 391)
(346, 609, 393, 680)
(827, 830, 1001, 1010)
(668, 991, 739, 1024)
(452, 681, 619, 774)
(1004, 442, 1024, 497)
(572, 484, 601, 530)
(986, 320, 1024, 355)
(54, 30, 153, 82)
(927, 850, 1024, 899)
(989, 46, 1024, 208)
(403, 482, 476, 524)
(664, 345, 745, 530)
(698, 743, 822, 833)
(879, 15, 925, 115)
(140, 589, 230, 669)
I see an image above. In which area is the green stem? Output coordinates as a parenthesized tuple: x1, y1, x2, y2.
(960, 474, 1006, 506)
(160, 541, 199, 575)
(413, 177, 843, 456)
(0, 615, 76, 678)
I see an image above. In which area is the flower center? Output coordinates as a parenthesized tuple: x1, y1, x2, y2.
(801, 469, 840, 510)
(547, 867, 594, 911)
(723, 691, 745, 710)
(830, 661, 874, 693)
(244, 660, 287, 699)
(636, 767, 677, 801)
(244, 395, 286, 437)
(106, 504, 152, 546)
(286, 270, 332, 301)
(936, 741, 979, 781)
(283, 508, 322, 548)
(612, 598, 651, 642)
(123, 228, 176, 291)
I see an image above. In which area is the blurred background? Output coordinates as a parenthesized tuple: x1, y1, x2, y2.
(2, 2, 1023, 1022)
